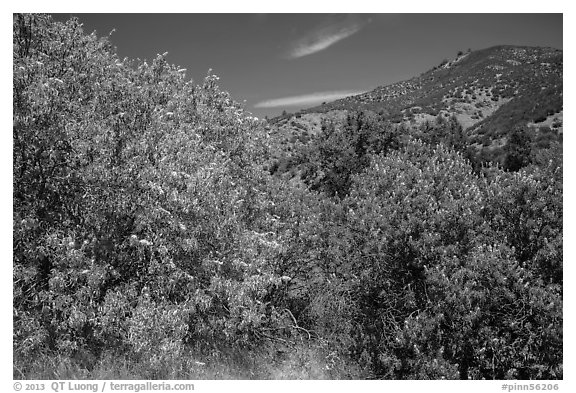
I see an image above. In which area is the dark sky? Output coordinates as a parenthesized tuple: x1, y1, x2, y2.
(53, 13, 563, 119)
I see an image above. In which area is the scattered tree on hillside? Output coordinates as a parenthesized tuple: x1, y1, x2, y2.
(503, 126, 532, 171)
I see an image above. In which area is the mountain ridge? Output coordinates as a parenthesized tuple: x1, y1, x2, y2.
(267, 44, 562, 168)
(271, 46, 561, 125)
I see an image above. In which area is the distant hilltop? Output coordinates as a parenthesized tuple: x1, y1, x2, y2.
(270, 45, 562, 154)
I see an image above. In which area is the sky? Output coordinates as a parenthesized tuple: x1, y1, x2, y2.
(51, 14, 562, 119)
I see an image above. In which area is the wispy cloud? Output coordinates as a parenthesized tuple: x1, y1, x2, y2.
(254, 90, 365, 108)
(286, 15, 371, 59)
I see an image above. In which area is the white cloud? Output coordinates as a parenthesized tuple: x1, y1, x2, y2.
(254, 90, 365, 108)
(286, 16, 371, 59)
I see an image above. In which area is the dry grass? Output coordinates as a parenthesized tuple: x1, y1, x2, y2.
(14, 341, 364, 380)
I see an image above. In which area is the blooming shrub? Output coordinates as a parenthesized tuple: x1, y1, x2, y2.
(13, 14, 293, 377)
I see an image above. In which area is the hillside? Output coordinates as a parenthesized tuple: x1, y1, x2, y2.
(269, 45, 562, 166)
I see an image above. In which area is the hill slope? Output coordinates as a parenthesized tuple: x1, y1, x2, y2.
(269, 45, 562, 160)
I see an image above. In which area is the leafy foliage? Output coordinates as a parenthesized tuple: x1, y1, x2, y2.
(14, 14, 296, 377)
(297, 111, 401, 197)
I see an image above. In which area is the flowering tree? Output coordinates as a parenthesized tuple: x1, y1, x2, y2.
(13, 14, 295, 378)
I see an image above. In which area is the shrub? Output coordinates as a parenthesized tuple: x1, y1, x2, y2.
(13, 13, 293, 377)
